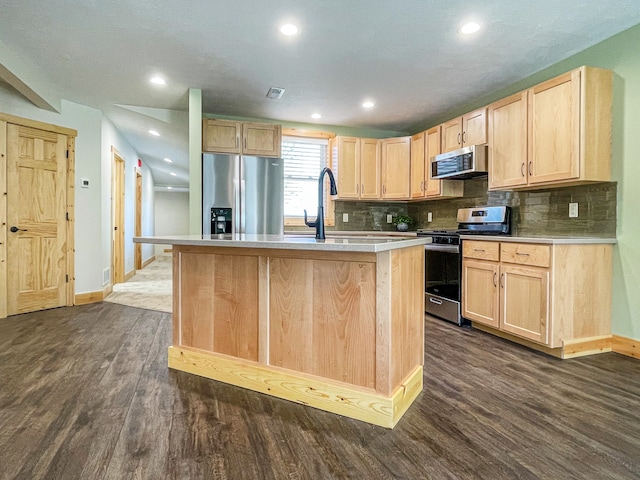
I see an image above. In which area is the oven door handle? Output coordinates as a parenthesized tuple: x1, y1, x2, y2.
(423, 244, 460, 253)
(429, 297, 444, 305)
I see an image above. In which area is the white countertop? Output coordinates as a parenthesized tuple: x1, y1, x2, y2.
(461, 234, 617, 244)
(134, 234, 429, 253)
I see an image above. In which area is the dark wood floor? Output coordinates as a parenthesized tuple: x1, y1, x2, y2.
(1, 303, 639, 480)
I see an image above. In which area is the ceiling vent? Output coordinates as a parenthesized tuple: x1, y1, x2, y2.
(266, 87, 285, 99)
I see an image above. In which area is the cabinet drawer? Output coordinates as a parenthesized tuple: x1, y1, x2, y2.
(462, 241, 500, 261)
(500, 243, 550, 268)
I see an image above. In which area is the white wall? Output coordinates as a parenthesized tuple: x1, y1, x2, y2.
(154, 191, 189, 256)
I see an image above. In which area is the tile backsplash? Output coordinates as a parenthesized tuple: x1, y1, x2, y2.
(334, 179, 617, 237)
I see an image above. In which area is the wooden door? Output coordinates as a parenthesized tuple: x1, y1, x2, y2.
(441, 117, 462, 153)
(112, 153, 125, 284)
(242, 123, 281, 157)
(135, 171, 142, 270)
(380, 137, 410, 200)
(528, 70, 580, 185)
(462, 108, 487, 146)
(410, 132, 425, 199)
(202, 119, 241, 154)
(462, 259, 499, 328)
(488, 92, 529, 189)
(359, 138, 380, 199)
(335, 136, 359, 199)
(500, 265, 550, 344)
(6, 124, 68, 315)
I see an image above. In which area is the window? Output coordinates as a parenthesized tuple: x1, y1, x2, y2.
(282, 134, 335, 226)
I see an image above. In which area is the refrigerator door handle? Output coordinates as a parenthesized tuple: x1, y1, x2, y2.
(234, 178, 241, 234)
(240, 179, 246, 234)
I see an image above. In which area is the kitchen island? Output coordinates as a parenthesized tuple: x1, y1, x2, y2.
(134, 234, 428, 428)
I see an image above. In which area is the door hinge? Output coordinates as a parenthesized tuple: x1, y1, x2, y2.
(66, 212, 69, 221)
(66, 150, 69, 159)
(66, 274, 69, 283)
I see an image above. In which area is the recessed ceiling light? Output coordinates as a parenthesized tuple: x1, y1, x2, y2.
(460, 22, 481, 35)
(150, 76, 166, 85)
(164, 157, 173, 163)
(170, 172, 177, 176)
(362, 101, 375, 109)
(311, 113, 322, 119)
(279, 23, 300, 36)
(167, 186, 173, 190)
(149, 129, 160, 136)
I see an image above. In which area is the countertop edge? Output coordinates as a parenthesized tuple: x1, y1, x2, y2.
(134, 235, 429, 253)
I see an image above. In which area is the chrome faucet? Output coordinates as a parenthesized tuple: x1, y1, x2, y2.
(304, 167, 337, 240)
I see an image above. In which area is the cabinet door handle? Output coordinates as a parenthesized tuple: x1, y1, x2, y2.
(244, 137, 247, 150)
(493, 272, 497, 287)
(236, 136, 239, 149)
(361, 183, 364, 194)
(382, 185, 386, 194)
(462, 131, 466, 144)
(429, 297, 443, 305)
(457, 133, 461, 145)
(528, 161, 533, 176)
(521, 163, 525, 177)
(500, 273, 505, 288)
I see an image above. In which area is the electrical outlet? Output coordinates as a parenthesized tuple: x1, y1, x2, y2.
(427, 212, 433, 222)
(387, 214, 393, 223)
(343, 213, 349, 222)
(569, 202, 579, 218)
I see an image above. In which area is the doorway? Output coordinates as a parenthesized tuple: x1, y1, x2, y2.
(135, 171, 142, 270)
(112, 148, 125, 285)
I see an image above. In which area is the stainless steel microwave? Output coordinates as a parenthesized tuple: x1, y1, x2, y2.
(431, 144, 488, 180)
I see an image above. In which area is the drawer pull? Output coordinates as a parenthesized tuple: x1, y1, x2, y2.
(473, 248, 485, 252)
(516, 252, 530, 256)
(429, 298, 443, 305)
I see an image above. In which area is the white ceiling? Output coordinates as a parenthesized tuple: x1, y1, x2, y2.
(2, 1, 640, 190)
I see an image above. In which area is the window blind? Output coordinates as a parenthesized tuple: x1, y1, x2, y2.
(282, 136, 329, 217)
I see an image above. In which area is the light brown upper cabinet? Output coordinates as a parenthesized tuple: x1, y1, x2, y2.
(441, 107, 487, 153)
(332, 136, 381, 200)
(203, 119, 282, 158)
(410, 131, 426, 199)
(411, 127, 463, 200)
(381, 136, 411, 200)
(489, 66, 612, 190)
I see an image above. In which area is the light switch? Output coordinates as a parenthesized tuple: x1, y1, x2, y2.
(427, 212, 433, 222)
(81, 178, 90, 188)
(387, 214, 393, 223)
(343, 213, 349, 222)
(569, 203, 578, 218)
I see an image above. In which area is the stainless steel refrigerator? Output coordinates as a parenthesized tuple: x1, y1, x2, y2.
(202, 154, 284, 235)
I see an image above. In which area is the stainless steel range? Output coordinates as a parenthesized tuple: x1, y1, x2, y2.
(418, 206, 511, 325)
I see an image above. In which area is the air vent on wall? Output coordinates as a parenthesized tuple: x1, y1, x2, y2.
(266, 87, 285, 99)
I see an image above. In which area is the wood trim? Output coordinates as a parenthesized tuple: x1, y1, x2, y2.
(142, 255, 156, 269)
(124, 269, 135, 281)
(0, 113, 77, 137)
(612, 335, 640, 359)
(0, 121, 6, 319)
(66, 135, 75, 307)
(103, 284, 113, 298)
(168, 346, 421, 428)
(282, 128, 336, 139)
(74, 291, 105, 305)
(258, 256, 269, 364)
(473, 322, 614, 359)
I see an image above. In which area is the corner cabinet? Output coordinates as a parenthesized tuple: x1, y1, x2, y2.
(381, 136, 411, 200)
(203, 119, 281, 158)
(441, 107, 487, 153)
(462, 239, 613, 358)
(332, 136, 380, 200)
(488, 66, 612, 190)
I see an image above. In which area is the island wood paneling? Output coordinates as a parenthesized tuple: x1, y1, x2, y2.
(269, 257, 377, 389)
(176, 248, 259, 361)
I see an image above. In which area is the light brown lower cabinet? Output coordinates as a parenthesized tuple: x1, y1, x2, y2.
(462, 239, 612, 358)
